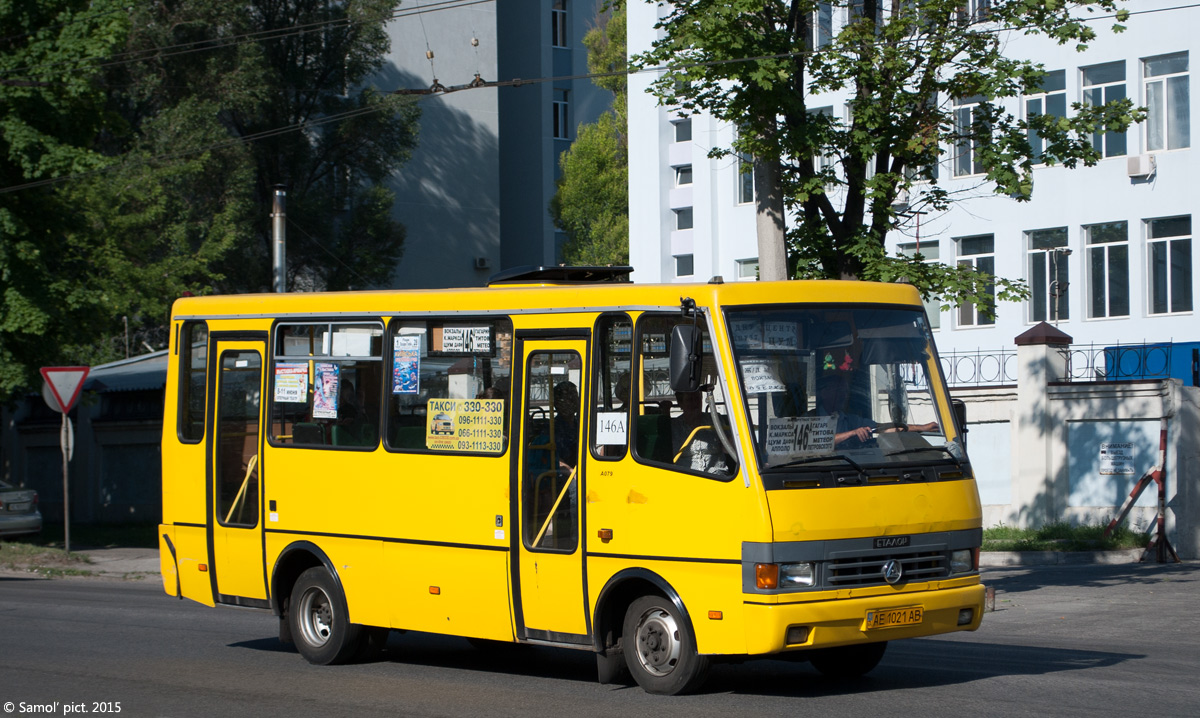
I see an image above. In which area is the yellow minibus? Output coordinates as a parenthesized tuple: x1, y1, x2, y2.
(159, 266, 984, 695)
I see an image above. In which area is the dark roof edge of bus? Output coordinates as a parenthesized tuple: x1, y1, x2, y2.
(486, 265, 634, 286)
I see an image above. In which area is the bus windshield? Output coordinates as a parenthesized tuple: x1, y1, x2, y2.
(725, 305, 954, 472)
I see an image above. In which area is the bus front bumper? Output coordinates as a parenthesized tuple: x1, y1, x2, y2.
(742, 581, 986, 656)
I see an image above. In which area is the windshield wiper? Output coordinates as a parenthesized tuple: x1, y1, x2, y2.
(764, 454, 866, 477)
(885, 446, 963, 468)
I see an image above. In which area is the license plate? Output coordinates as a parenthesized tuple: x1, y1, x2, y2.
(7, 501, 31, 512)
(864, 606, 923, 630)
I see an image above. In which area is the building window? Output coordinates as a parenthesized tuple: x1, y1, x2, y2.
(953, 95, 986, 176)
(552, 89, 569, 139)
(673, 118, 692, 143)
(737, 151, 754, 204)
(1144, 52, 1190, 152)
(551, 1, 567, 48)
(1026, 70, 1066, 164)
(809, 2, 832, 49)
(1147, 216, 1192, 315)
(957, 0, 992, 24)
(675, 254, 694, 277)
(956, 235, 995, 326)
(1082, 61, 1127, 158)
(1026, 228, 1070, 324)
(675, 207, 693, 230)
(898, 242, 941, 329)
(1085, 221, 1129, 319)
(736, 258, 758, 281)
(675, 165, 693, 186)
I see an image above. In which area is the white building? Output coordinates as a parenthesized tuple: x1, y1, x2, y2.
(628, 1, 1198, 371)
(382, 1, 611, 289)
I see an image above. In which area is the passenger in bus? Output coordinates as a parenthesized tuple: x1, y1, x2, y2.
(671, 390, 730, 475)
(810, 373, 937, 447)
(553, 381, 580, 469)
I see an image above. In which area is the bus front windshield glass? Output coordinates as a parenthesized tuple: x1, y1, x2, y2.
(725, 305, 955, 471)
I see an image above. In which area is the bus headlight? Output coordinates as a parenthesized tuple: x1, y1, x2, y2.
(950, 549, 976, 574)
(779, 562, 816, 588)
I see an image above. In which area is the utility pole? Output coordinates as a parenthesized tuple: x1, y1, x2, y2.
(272, 185, 287, 293)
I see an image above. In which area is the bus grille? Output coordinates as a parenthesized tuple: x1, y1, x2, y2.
(826, 551, 948, 587)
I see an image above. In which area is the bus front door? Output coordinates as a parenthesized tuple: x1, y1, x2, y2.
(514, 340, 589, 643)
(208, 337, 268, 605)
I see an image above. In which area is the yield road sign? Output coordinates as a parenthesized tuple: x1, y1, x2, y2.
(40, 366, 90, 413)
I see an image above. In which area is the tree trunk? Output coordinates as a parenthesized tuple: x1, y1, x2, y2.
(753, 156, 787, 281)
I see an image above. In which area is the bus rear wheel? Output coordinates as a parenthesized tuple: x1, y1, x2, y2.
(290, 567, 364, 665)
(622, 595, 710, 695)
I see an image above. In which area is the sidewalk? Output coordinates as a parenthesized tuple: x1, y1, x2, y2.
(76, 547, 162, 579)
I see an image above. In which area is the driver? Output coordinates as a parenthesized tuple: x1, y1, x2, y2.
(810, 373, 938, 448)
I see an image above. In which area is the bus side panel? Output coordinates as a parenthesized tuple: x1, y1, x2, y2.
(585, 461, 768, 656)
(262, 447, 512, 636)
(588, 557, 746, 655)
(163, 524, 215, 607)
(383, 542, 514, 640)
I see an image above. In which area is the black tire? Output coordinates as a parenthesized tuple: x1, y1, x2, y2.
(622, 595, 710, 695)
(809, 641, 887, 678)
(289, 566, 364, 665)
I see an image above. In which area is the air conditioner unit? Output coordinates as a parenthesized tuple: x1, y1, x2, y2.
(1127, 154, 1156, 178)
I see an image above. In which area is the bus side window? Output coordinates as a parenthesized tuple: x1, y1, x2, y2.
(633, 313, 734, 479)
(268, 322, 384, 449)
(178, 321, 208, 443)
(591, 313, 632, 460)
(384, 317, 513, 455)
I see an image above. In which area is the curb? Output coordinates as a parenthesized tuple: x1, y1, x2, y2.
(980, 548, 1144, 567)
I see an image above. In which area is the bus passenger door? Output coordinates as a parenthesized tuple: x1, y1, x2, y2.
(208, 337, 268, 605)
(514, 339, 589, 643)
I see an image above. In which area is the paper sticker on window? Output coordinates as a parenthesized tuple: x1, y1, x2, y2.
(274, 362, 309, 403)
(426, 398, 505, 453)
(392, 335, 420, 394)
(731, 319, 763, 350)
(766, 416, 836, 457)
(764, 322, 799, 350)
(439, 326, 491, 354)
(595, 411, 628, 445)
(741, 359, 786, 394)
(312, 362, 340, 419)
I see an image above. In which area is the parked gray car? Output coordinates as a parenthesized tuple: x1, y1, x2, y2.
(0, 479, 42, 537)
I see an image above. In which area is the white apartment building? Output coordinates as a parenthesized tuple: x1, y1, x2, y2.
(628, 1, 1198, 376)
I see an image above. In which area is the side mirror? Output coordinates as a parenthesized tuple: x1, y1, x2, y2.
(951, 398, 968, 450)
(669, 325, 702, 393)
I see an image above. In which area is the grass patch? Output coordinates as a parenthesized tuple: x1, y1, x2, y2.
(983, 522, 1150, 552)
(0, 540, 95, 577)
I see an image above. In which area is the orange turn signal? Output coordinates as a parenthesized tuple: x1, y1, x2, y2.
(708, 611, 723, 620)
(429, 586, 441, 595)
(198, 564, 208, 572)
(597, 528, 613, 541)
(755, 563, 778, 590)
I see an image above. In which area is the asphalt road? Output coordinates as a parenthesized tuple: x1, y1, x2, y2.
(2, 562, 1198, 717)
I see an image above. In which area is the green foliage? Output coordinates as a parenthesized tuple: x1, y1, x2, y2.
(634, 0, 1141, 309)
(551, 6, 629, 267)
(0, 1, 420, 400)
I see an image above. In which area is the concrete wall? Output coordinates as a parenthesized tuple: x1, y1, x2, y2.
(953, 338, 1200, 558)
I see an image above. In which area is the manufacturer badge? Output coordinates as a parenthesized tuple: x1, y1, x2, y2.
(882, 558, 903, 584)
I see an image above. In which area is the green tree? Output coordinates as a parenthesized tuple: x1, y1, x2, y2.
(0, 0, 129, 399)
(551, 6, 628, 266)
(633, 0, 1140, 310)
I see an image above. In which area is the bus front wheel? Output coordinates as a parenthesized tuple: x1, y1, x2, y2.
(290, 567, 364, 665)
(623, 595, 710, 695)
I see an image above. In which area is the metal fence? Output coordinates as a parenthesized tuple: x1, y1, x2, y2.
(1060, 342, 1173, 382)
(937, 348, 1018, 387)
